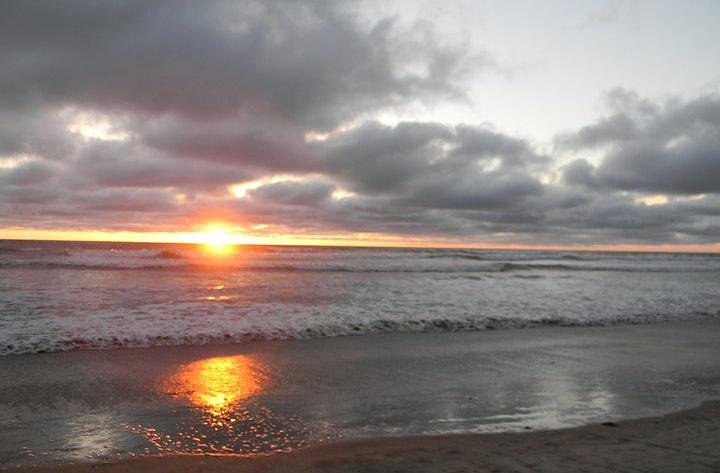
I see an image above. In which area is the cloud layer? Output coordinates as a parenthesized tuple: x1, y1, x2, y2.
(560, 89, 720, 194)
(1, 1, 718, 246)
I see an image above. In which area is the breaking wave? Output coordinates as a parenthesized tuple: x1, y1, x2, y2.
(2, 310, 718, 356)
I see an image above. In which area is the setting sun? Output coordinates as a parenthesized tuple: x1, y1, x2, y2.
(200, 226, 235, 255)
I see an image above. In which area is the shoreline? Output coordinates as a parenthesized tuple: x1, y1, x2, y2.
(12, 400, 720, 472)
(3, 320, 720, 468)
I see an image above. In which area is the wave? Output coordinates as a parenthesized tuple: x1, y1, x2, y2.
(559, 254, 585, 261)
(0, 247, 23, 254)
(0, 260, 717, 274)
(154, 250, 184, 259)
(424, 252, 492, 262)
(0, 246, 70, 256)
(423, 251, 601, 262)
(2, 310, 718, 356)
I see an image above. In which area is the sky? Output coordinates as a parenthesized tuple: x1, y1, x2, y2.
(1, 0, 719, 250)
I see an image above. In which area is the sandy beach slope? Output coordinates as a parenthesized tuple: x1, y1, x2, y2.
(11, 400, 720, 473)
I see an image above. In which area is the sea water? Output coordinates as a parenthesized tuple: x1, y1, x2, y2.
(1, 240, 719, 355)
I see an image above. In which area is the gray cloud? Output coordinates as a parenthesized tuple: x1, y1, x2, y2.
(0, 0, 717, 247)
(139, 113, 313, 172)
(0, 0, 474, 130)
(219, 119, 718, 245)
(560, 89, 720, 194)
(247, 180, 335, 206)
(73, 140, 255, 190)
(0, 108, 76, 160)
(0, 160, 55, 186)
(317, 122, 548, 204)
(319, 122, 454, 193)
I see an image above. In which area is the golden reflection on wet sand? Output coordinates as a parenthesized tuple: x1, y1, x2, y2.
(123, 355, 319, 455)
(163, 355, 264, 423)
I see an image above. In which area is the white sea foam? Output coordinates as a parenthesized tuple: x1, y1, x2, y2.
(2, 308, 719, 356)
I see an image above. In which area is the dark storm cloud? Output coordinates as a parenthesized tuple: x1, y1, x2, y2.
(319, 122, 454, 193)
(247, 180, 335, 206)
(0, 0, 473, 130)
(669, 194, 720, 217)
(561, 158, 597, 188)
(450, 126, 549, 169)
(317, 122, 548, 205)
(560, 89, 720, 194)
(73, 140, 255, 190)
(404, 171, 543, 211)
(0, 160, 55, 186)
(66, 188, 179, 213)
(0, 109, 76, 160)
(139, 114, 314, 171)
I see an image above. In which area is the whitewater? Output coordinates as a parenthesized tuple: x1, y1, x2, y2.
(1, 240, 719, 355)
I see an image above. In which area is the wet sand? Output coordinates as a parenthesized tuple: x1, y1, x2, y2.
(2, 320, 720, 468)
(12, 400, 720, 472)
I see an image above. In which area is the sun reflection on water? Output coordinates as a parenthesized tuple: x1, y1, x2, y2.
(123, 355, 324, 456)
(163, 356, 263, 420)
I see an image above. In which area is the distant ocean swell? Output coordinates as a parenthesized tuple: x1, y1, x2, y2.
(2, 241, 719, 357)
(1, 260, 718, 274)
(2, 310, 719, 356)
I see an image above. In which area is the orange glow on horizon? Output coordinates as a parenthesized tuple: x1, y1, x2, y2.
(0, 227, 718, 253)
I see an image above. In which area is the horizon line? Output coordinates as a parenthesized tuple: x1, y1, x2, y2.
(2, 235, 719, 255)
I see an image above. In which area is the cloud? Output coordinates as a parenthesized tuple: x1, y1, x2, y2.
(139, 113, 313, 172)
(73, 140, 255, 190)
(224, 119, 717, 245)
(560, 89, 720, 194)
(0, 0, 475, 130)
(0, 108, 76, 160)
(0, 0, 717, 247)
(247, 179, 335, 206)
(2, 108, 717, 245)
(318, 121, 454, 193)
(317, 122, 548, 201)
(0, 160, 55, 186)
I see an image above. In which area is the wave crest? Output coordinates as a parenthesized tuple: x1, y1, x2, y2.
(2, 311, 718, 356)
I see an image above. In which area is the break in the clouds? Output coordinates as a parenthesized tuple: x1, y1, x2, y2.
(1, 0, 719, 246)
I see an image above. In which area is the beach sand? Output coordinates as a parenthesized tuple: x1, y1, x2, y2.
(11, 400, 720, 472)
(2, 320, 720, 469)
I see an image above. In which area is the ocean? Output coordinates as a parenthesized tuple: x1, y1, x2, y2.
(3, 239, 720, 466)
(1, 240, 719, 356)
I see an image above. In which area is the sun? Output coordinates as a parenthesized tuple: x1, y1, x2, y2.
(199, 226, 235, 255)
